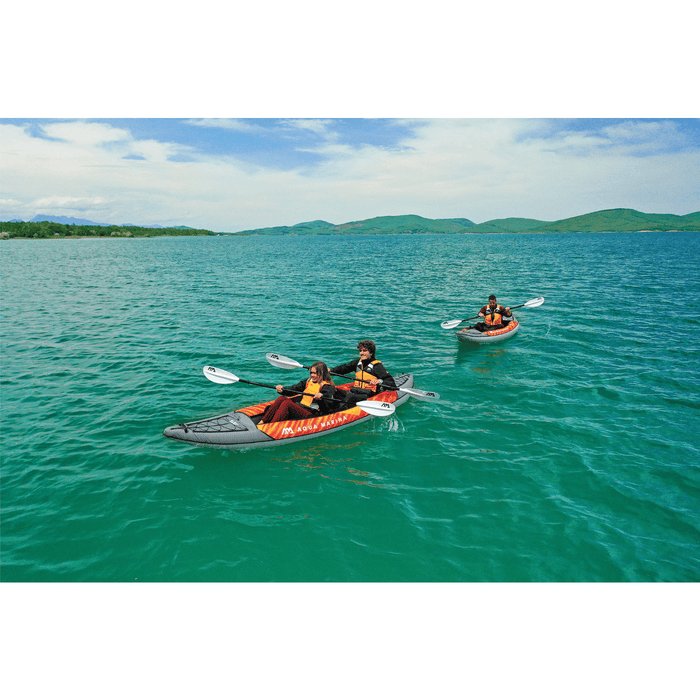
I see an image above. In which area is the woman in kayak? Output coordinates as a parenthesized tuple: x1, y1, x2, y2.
(331, 340, 396, 406)
(473, 295, 512, 332)
(259, 362, 336, 424)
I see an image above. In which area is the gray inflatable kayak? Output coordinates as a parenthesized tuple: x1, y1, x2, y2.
(456, 319, 520, 344)
(163, 374, 414, 449)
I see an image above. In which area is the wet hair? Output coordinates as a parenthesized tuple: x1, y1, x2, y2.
(310, 361, 334, 385)
(488, 295, 497, 301)
(357, 340, 376, 358)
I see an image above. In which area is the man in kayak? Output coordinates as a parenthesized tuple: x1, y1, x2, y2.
(259, 362, 336, 424)
(331, 340, 396, 406)
(473, 295, 512, 332)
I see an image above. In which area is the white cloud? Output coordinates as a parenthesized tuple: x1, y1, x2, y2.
(31, 195, 109, 210)
(185, 119, 268, 134)
(41, 121, 131, 146)
(279, 119, 336, 137)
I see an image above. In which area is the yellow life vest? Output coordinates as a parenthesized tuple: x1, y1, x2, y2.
(355, 359, 382, 392)
(300, 379, 329, 407)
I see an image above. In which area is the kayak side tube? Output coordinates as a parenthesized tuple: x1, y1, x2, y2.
(456, 318, 519, 344)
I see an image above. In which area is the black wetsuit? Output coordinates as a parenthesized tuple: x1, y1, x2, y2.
(330, 357, 396, 406)
(473, 305, 512, 332)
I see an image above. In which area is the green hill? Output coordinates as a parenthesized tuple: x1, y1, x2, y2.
(467, 209, 700, 233)
(231, 210, 699, 236)
(329, 214, 475, 234)
(236, 215, 475, 236)
(4, 209, 698, 241)
(235, 220, 336, 235)
(528, 208, 700, 233)
(469, 217, 549, 233)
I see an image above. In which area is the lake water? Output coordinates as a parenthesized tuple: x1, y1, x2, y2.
(2, 231, 699, 583)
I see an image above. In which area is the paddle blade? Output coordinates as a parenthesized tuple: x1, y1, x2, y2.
(203, 366, 240, 384)
(266, 352, 304, 370)
(401, 387, 440, 401)
(441, 319, 463, 330)
(356, 400, 396, 417)
(523, 296, 545, 308)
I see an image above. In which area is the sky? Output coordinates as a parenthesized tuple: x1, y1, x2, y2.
(2, 117, 698, 231)
(2, 4, 698, 233)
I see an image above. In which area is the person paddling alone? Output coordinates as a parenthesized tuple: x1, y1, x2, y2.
(331, 340, 396, 406)
(473, 295, 512, 332)
(259, 362, 336, 424)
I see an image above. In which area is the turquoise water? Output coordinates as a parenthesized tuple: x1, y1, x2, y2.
(2, 232, 699, 582)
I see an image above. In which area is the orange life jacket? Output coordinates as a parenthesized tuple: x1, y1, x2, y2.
(300, 379, 330, 407)
(484, 305, 506, 326)
(355, 359, 382, 392)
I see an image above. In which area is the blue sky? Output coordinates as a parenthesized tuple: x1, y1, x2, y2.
(2, 118, 698, 231)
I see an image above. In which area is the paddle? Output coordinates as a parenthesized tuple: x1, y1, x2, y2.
(202, 366, 396, 417)
(440, 296, 545, 330)
(265, 353, 440, 402)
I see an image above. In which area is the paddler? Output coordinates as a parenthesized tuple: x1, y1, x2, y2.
(331, 340, 396, 406)
(472, 295, 512, 332)
(259, 362, 336, 424)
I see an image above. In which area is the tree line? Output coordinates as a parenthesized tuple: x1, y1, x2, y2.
(0, 221, 220, 238)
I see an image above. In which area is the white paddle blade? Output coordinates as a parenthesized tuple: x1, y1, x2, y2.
(441, 319, 463, 330)
(357, 400, 396, 417)
(203, 366, 240, 384)
(401, 387, 440, 401)
(523, 296, 545, 308)
(266, 352, 303, 370)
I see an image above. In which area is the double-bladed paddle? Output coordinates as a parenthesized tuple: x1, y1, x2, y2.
(202, 366, 396, 417)
(440, 296, 545, 330)
(265, 353, 440, 402)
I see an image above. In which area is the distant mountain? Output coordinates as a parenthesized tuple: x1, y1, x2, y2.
(330, 215, 475, 234)
(235, 215, 475, 236)
(425, 209, 700, 234)
(472, 209, 700, 233)
(27, 215, 164, 228)
(235, 209, 696, 236)
(7, 209, 698, 238)
(526, 208, 700, 233)
(31, 214, 112, 226)
(235, 220, 339, 235)
(468, 217, 549, 233)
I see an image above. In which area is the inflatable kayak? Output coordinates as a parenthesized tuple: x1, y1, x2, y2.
(163, 373, 414, 449)
(456, 318, 520, 344)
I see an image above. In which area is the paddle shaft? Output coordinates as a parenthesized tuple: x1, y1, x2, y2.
(265, 354, 440, 401)
(448, 300, 534, 327)
(204, 367, 397, 417)
(237, 377, 346, 404)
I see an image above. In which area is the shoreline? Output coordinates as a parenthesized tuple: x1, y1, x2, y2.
(2, 229, 697, 241)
